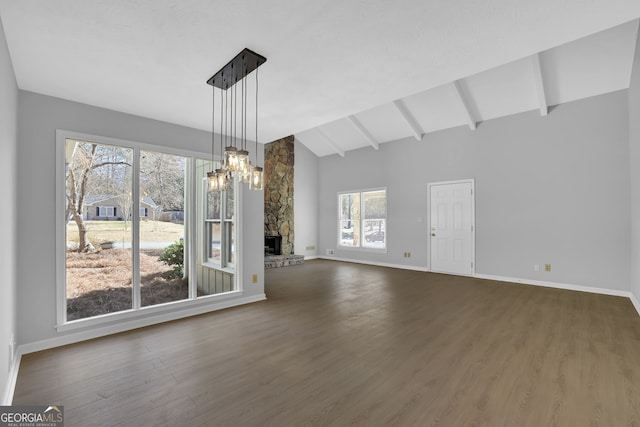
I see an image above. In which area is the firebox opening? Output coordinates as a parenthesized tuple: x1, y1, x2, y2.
(265, 235, 282, 256)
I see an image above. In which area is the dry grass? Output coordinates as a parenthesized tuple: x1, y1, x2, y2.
(66, 248, 191, 321)
(67, 220, 184, 246)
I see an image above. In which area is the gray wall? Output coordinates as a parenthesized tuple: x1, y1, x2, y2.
(16, 91, 265, 346)
(319, 90, 631, 291)
(242, 169, 265, 293)
(0, 17, 18, 403)
(629, 29, 640, 301)
(294, 139, 319, 258)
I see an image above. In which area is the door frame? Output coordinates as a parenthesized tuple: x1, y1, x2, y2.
(427, 178, 476, 276)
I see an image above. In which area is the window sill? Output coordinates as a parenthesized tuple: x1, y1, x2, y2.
(56, 290, 243, 332)
(201, 262, 235, 274)
(337, 246, 388, 254)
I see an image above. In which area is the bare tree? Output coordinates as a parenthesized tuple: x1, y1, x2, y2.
(67, 143, 96, 252)
(66, 144, 184, 252)
(140, 152, 185, 212)
(116, 192, 133, 231)
(66, 142, 131, 252)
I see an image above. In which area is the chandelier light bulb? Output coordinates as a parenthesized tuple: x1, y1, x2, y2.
(207, 171, 219, 191)
(224, 146, 238, 172)
(250, 166, 264, 191)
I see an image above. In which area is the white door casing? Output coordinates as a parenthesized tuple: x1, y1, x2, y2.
(428, 179, 475, 276)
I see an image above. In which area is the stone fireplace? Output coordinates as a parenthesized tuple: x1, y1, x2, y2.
(263, 135, 304, 269)
(264, 135, 295, 255)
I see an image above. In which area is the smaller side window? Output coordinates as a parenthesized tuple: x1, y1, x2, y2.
(338, 189, 386, 250)
(203, 171, 235, 269)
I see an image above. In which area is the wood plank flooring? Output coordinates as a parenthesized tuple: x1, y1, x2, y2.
(13, 259, 640, 426)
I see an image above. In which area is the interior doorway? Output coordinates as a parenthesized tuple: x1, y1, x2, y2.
(428, 179, 475, 276)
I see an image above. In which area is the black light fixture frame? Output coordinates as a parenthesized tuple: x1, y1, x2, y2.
(207, 48, 266, 90)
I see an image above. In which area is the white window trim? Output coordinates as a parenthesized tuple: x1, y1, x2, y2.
(201, 175, 237, 272)
(56, 129, 243, 331)
(337, 187, 387, 252)
(205, 218, 222, 265)
(99, 206, 115, 217)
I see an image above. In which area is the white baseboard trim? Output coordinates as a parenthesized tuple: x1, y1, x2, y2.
(18, 294, 266, 356)
(318, 256, 428, 272)
(2, 352, 21, 405)
(317, 257, 640, 316)
(474, 273, 631, 298)
(304, 255, 319, 261)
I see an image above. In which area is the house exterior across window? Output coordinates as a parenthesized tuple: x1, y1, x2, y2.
(83, 194, 158, 220)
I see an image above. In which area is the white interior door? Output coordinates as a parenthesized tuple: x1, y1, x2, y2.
(429, 180, 475, 275)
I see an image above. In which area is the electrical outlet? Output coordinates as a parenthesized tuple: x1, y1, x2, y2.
(252, 274, 258, 283)
(326, 249, 334, 256)
(545, 264, 551, 272)
(306, 245, 316, 251)
(534, 265, 539, 272)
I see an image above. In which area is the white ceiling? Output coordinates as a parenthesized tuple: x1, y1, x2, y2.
(299, 20, 640, 156)
(1, 1, 639, 157)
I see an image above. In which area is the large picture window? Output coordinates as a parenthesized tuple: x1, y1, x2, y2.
(58, 130, 240, 329)
(338, 189, 387, 250)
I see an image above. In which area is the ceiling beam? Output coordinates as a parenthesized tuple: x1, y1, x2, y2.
(316, 128, 345, 157)
(451, 80, 477, 130)
(530, 53, 549, 116)
(347, 115, 379, 150)
(392, 100, 424, 141)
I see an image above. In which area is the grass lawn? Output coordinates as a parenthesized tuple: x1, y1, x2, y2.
(67, 220, 184, 246)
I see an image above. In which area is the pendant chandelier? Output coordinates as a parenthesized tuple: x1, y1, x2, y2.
(207, 48, 266, 191)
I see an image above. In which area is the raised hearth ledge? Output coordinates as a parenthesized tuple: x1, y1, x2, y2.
(265, 254, 305, 269)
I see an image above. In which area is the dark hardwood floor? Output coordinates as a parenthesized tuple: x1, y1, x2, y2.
(13, 259, 640, 426)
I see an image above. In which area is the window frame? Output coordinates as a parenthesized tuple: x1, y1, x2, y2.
(202, 173, 236, 272)
(56, 129, 243, 332)
(337, 188, 387, 252)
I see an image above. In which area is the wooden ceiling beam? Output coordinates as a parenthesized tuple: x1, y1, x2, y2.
(347, 115, 379, 150)
(392, 100, 424, 141)
(531, 53, 549, 116)
(316, 128, 345, 157)
(451, 80, 477, 130)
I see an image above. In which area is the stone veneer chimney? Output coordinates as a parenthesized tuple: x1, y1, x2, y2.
(264, 135, 295, 255)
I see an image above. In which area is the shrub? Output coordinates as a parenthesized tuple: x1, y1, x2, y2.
(158, 239, 184, 279)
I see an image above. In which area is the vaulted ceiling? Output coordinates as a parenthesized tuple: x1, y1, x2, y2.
(298, 20, 640, 156)
(1, 1, 639, 157)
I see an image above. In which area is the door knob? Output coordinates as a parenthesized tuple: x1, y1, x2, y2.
(431, 233, 436, 237)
